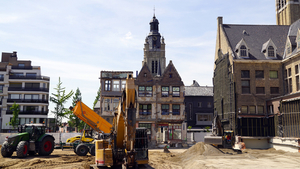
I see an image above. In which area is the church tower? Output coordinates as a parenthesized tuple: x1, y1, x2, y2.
(276, 0, 300, 25)
(143, 15, 166, 76)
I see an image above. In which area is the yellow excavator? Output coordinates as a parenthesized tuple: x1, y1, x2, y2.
(70, 74, 148, 168)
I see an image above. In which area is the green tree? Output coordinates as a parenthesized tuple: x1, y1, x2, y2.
(8, 102, 20, 129)
(67, 88, 85, 132)
(93, 86, 101, 109)
(50, 77, 74, 129)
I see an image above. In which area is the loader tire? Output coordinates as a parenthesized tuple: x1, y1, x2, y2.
(1, 141, 13, 157)
(16, 141, 28, 158)
(39, 137, 54, 156)
(76, 144, 88, 156)
(89, 145, 95, 156)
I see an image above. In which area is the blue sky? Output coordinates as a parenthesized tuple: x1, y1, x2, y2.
(0, 0, 276, 119)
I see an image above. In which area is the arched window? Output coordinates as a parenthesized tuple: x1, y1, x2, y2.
(268, 46, 275, 57)
(240, 45, 247, 57)
(152, 61, 154, 73)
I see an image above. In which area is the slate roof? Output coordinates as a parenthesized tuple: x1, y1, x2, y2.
(223, 24, 290, 60)
(185, 86, 213, 96)
(284, 19, 300, 59)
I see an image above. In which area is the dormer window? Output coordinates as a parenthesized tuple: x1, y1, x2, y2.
(235, 38, 249, 58)
(268, 46, 275, 57)
(261, 39, 277, 58)
(287, 43, 291, 54)
(240, 45, 247, 57)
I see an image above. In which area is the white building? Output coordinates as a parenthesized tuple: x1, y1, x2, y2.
(0, 51, 50, 132)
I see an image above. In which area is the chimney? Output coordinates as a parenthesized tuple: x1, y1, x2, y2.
(12, 51, 17, 57)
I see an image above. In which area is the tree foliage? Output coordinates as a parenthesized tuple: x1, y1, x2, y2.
(8, 102, 20, 129)
(93, 86, 101, 109)
(50, 77, 74, 128)
(67, 88, 85, 131)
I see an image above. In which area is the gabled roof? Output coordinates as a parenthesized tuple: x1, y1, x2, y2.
(135, 62, 155, 85)
(185, 86, 213, 96)
(159, 60, 184, 86)
(223, 24, 289, 60)
(283, 19, 300, 59)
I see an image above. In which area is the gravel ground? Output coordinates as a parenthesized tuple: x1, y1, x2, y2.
(1, 143, 300, 169)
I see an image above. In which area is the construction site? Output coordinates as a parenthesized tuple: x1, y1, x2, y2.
(0, 142, 300, 169)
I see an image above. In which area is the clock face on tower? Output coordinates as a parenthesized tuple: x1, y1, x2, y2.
(153, 36, 157, 41)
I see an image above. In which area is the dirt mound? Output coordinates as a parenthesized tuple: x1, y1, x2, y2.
(181, 142, 222, 156)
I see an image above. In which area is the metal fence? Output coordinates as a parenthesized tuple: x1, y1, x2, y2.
(279, 99, 300, 138)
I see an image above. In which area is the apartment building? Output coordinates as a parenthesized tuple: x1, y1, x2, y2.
(0, 51, 50, 132)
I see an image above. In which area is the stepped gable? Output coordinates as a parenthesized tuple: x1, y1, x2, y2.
(135, 62, 155, 86)
(159, 60, 184, 86)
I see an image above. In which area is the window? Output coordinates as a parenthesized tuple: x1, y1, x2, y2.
(295, 65, 299, 74)
(0, 74, 4, 81)
(24, 94, 39, 100)
(138, 86, 152, 97)
(144, 73, 147, 77)
(288, 68, 291, 77)
(268, 46, 275, 57)
(113, 80, 120, 91)
(198, 102, 202, 107)
(139, 104, 151, 115)
(121, 80, 126, 90)
(162, 86, 169, 97)
(241, 70, 250, 78)
(257, 106, 264, 114)
(13, 73, 23, 77)
(172, 87, 180, 97)
(241, 80, 250, 94)
(104, 80, 111, 91)
(10, 82, 22, 88)
(24, 106, 39, 112)
(146, 86, 153, 97)
(26, 73, 36, 77)
(256, 87, 265, 94)
(207, 102, 212, 108)
(270, 87, 279, 94)
(9, 94, 21, 99)
(0, 85, 3, 93)
(249, 106, 256, 114)
(269, 71, 278, 79)
(297, 76, 300, 91)
(289, 78, 293, 93)
(152, 61, 154, 73)
(169, 74, 172, 78)
(240, 45, 247, 57)
(18, 63, 25, 67)
(161, 104, 169, 115)
(25, 83, 39, 88)
(138, 86, 145, 96)
(104, 99, 110, 111)
(113, 99, 119, 111)
(189, 103, 192, 120)
(241, 106, 248, 114)
(139, 123, 151, 134)
(172, 105, 180, 115)
(197, 114, 212, 121)
(255, 70, 264, 78)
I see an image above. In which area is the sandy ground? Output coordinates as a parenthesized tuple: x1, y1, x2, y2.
(1, 143, 300, 169)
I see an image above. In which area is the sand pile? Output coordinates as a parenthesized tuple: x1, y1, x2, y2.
(181, 142, 222, 156)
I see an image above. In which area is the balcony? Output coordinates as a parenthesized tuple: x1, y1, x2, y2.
(6, 110, 48, 115)
(7, 99, 48, 103)
(9, 75, 50, 81)
(8, 87, 49, 92)
(11, 66, 33, 70)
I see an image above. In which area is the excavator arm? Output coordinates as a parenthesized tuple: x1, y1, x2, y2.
(70, 101, 112, 134)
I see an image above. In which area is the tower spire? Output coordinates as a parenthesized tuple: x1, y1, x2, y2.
(153, 6, 155, 17)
